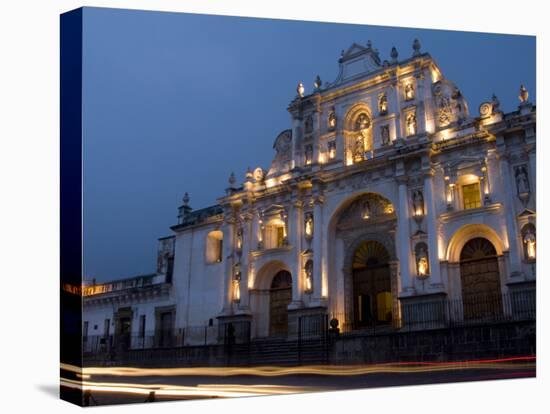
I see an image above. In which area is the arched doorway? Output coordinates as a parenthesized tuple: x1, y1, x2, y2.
(269, 270, 292, 337)
(459, 237, 502, 319)
(352, 240, 392, 328)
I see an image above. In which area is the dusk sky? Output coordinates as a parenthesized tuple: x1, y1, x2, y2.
(82, 7, 536, 282)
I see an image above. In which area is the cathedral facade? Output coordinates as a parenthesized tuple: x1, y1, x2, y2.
(83, 40, 536, 350)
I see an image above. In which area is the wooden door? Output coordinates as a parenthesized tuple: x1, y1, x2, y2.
(460, 238, 502, 320)
(269, 271, 292, 337)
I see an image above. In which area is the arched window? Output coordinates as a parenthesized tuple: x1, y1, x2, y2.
(206, 230, 223, 263)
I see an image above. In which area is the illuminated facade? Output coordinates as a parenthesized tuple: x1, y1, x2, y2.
(83, 40, 536, 348)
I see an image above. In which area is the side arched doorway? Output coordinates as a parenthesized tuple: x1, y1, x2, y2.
(352, 241, 392, 329)
(269, 270, 292, 337)
(459, 237, 503, 319)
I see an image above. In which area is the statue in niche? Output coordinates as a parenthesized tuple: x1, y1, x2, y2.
(304, 260, 313, 292)
(304, 212, 314, 239)
(412, 189, 424, 216)
(406, 112, 417, 136)
(305, 115, 313, 134)
(353, 135, 365, 163)
(378, 94, 388, 114)
(515, 165, 530, 195)
(235, 227, 243, 252)
(328, 111, 337, 129)
(304, 144, 313, 165)
(416, 244, 429, 276)
(354, 113, 371, 132)
(404, 82, 415, 100)
(523, 227, 536, 260)
(380, 125, 390, 146)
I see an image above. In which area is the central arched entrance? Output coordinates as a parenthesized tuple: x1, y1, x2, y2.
(459, 237, 502, 320)
(352, 240, 392, 329)
(269, 270, 292, 337)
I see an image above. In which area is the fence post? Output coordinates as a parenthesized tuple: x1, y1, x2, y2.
(298, 316, 302, 365)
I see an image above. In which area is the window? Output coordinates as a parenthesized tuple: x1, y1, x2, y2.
(462, 183, 482, 209)
(264, 220, 285, 249)
(206, 230, 223, 263)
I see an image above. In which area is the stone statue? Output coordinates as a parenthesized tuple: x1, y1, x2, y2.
(297, 82, 305, 98)
(328, 111, 337, 129)
(416, 244, 429, 276)
(236, 227, 243, 251)
(519, 85, 529, 103)
(353, 135, 364, 163)
(305, 144, 313, 165)
(355, 113, 371, 131)
(304, 260, 313, 292)
(412, 190, 424, 216)
(314, 75, 322, 91)
(404, 82, 415, 100)
(523, 228, 536, 260)
(412, 38, 421, 56)
(515, 165, 530, 195)
(390, 46, 398, 63)
(378, 93, 388, 114)
(304, 212, 313, 238)
(406, 112, 417, 136)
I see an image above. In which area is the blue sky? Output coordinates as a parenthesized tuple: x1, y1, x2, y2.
(81, 7, 536, 281)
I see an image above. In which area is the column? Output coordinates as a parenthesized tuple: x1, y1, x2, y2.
(289, 200, 303, 308)
(221, 217, 235, 313)
(250, 208, 260, 250)
(499, 154, 523, 277)
(239, 213, 253, 311)
(423, 172, 443, 289)
(311, 196, 324, 305)
(397, 178, 414, 293)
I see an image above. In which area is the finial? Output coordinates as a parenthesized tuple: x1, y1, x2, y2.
(314, 75, 322, 91)
(340, 49, 345, 58)
(245, 166, 253, 180)
(519, 84, 529, 103)
(390, 46, 398, 63)
(412, 38, 421, 56)
(182, 192, 190, 206)
(367, 40, 372, 49)
(297, 82, 305, 98)
(228, 171, 236, 186)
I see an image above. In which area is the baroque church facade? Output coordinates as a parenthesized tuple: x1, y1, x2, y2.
(83, 40, 536, 350)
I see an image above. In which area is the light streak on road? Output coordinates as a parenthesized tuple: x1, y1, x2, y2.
(60, 377, 322, 398)
(61, 356, 535, 379)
